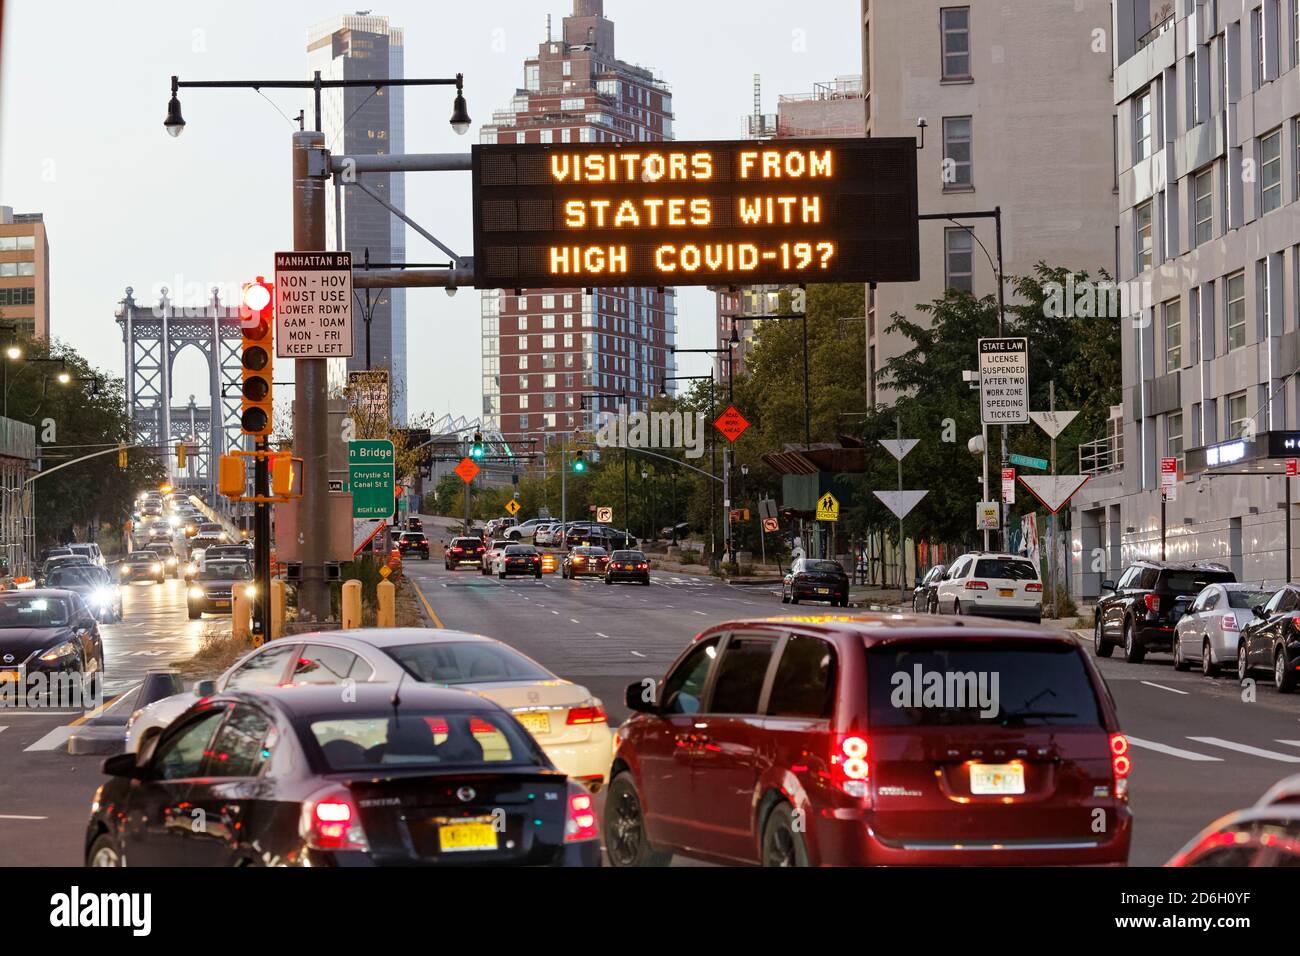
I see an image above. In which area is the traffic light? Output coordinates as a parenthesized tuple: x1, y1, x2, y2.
(218, 454, 245, 498)
(572, 451, 586, 473)
(176, 443, 187, 470)
(271, 453, 294, 497)
(471, 431, 485, 459)
(239, 277, 274, 437)
(117, 442, 128, 470)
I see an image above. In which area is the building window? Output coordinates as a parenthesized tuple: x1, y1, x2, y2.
(519, 415, 529, 429)
(519, 395, 530, 410)
(944, 227, 974, 292)
(1135, 201, 1153, 273)
(518, 355, 529, 370)
(1251, 7, 1265, 88)
(1227, 390, 1249, 438)
(1226, 271, 1247, 351)
(563, 61, 572, 77)
(1164, 299, 1182, 372)
(1167, 412, 1184, 469)
(942, 116, 972, 188)
(1260, 128, 1282, 213)
(940, 7, 971, 79)
(1193, 168, 1214, 245)
(1133, 87, 1153, 162)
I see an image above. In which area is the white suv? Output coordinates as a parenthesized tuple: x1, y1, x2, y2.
(934, 552, 1043, 623)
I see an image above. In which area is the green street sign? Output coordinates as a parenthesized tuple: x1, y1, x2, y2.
(1008, 453, 1049, 471)
(349, 439, 395, 518)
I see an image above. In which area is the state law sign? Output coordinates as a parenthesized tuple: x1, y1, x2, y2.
(274, 252, 353, 359)
(978, 337, 1028, 425)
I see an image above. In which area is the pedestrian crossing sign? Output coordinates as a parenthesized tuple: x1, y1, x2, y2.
(816, 492, 840, 522)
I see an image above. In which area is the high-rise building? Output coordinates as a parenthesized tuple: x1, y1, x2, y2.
(860, 0, 1116, 407)
(0, 207, 50, 340)
(308, 14, 408, 421)
(1070, 0, 1300, 594)
(479, 0, 676, 443)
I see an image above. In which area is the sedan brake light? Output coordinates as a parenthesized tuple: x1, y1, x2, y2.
(565, 788, 598, 842)
(567, 704, 608, 725)
(301, 787, 369, 851)
(964, 580, 988, 590)
(1222, 613, 1238, 632)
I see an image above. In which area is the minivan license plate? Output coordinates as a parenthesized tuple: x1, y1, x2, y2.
(970, 763, 1025, 795)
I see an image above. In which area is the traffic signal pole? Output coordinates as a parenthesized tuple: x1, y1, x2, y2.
(254, 437, 271, 637)
(292, 129, 332, 622)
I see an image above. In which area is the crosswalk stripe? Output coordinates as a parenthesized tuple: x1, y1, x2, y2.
(1187, 737, 1300, 763)
(0, 726, 6, 735)
(24, 726, 74, 752)
(1140, 680, 1188, 695)
(1125, 736, 1222, 761)
(1277, 740, 1300, 749)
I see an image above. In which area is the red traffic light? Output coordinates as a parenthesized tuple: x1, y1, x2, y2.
(242, 280, 272, 312)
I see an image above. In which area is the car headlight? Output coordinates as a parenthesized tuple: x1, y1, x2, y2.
(244, 585, 257, 599)
(92, 588, 112, 607)
(167, 557, 177, 566)
(185, 563, 197, 575)
(40, 641, 78, 662)
(188, 587, 204, 599)
(119, 566, 129, 575)
(152, 563, 163, 573)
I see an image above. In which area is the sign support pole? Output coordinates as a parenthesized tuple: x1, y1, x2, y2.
(896, 415, 905, 603)
(1049, 381, 1057, 619)
(1287, 474, 1293, 583)
(254, 437, 271, 642)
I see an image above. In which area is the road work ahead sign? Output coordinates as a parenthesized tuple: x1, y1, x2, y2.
(275, 252, 353, 359)
(978, 337, 1028, 424)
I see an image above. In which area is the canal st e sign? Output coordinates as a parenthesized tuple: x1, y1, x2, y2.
(470, 137, 919, 288)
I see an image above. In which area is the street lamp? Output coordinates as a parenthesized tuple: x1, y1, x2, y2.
(5, 346, 20, 361)
(164, 89, 185, 137)
(449, 75, 472, 135)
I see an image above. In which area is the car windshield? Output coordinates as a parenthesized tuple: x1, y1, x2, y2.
(973, 559, 1038, 580)
(0, 596, 71, 628)
(867, 643, 1103, 727)
(127, 552, 157, 563)
(1227, 589, 1273, 610)
(1162, 570, 1236, 594)
(385, 641, 552, 685)
(310, 711, 539, 771)
(46, 567, 102, 588)
(202, 562, 250, 580)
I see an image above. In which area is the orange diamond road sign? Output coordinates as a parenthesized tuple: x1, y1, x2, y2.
(505, 498, 520, 516)
(454, 456, 480, 484)
(714, 405, 750, 443)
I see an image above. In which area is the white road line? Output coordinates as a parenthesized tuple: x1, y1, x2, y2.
(1276, 740, 1300, 749)
(693, 610, 708, 616)
(1124, 736, 1222, 761)
(0, 814, 47, 821)
(0, 726, 6, 735)
(24, 726, 75, 752)
(1187, 737, 1300, 763)
(596, 632, 610, 639)
(630, 651, 646, 658)
(1140, 680, 1189, 695)
(551, 610, 559, 615)
(570, 618, 581, 624)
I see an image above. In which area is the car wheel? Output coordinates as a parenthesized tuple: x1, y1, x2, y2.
(604, 577, 611, 585)
(188, 606, 200, 620)
(780, 591, 789, 604)
(86, 833, 123, 868)
(761, 803, 809, 867)
(534, 571, 542, 579)
(1275, 647, 1297, 693)
(790, 593, 799, 605)
(1202, 641, 1220, 677)
(1238, 642, 1251, 680)
(953, 600, 962, 617)
(498, 571, 506, 580)
(604, 774, 671, 867)
(1093, 616, 1113, 657)
(1122, 619, 1146, 664)
(927, 594, 938, 615)
(1173, 636, 1190, 671)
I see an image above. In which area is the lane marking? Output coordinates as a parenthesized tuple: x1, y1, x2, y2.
(596, 632, 610, 638)
(570, 618, 581, 624)
(0, 814, 47, 821)
(0, 726, 6, 735)
(407, 576, 444, 629)
(1188, 737, 1300, 763)
(551, 610, 559, 615)
(1125, 736, 1222, 761)
(693, 610, 708, 616)
(1139, 680, 1189, 696)
(631, 651, 646, 658)
(24, 726, 75, 752)
(1277, 740, 1300, 748)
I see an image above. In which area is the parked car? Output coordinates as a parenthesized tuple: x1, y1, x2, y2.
(912, 564, 947, 613)
(508, 518, 546, 540)
(1238, 583, 1300, 692)
(934, 553, 1042, 622)
(1167, 805, 1300, 866)
(605, 550, 650, 586)
(1094, 559, 1236, 663)
(781, 557, 850, 607)
(659, 522, 691, 541)
(89, 683, 600, 867)
(1172, 582, 1274, 676)
(607, 614, 1132, 866)
(481, 540, 511, 575)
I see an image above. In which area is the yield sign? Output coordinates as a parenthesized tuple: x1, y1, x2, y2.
(713, 405, 750, 443)
(1028, 410, 1079, 440)
(454, 456, 480, 484)
(1017, 474, 1090, 514)
(879, 438, 919, 461)
(874, 490, 928, 520)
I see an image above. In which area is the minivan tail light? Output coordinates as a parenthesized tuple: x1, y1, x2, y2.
(565, 788, 599, 842)
(830, 734, 871, 798)
(1110, 734, 1131, 800)
(1144, 593, 1160, 613)
(567, 705, 608, 725)
(965, 580, 988, 590)
(301, 787, 369, 851)
(1025, 582, 1043, 592)
(1222, 613, 1238, 632)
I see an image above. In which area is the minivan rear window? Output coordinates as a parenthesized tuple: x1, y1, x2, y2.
(973, 559, 1038, 580)
(867, 643, 1103, 728)
(1162, 570, 1236, 594)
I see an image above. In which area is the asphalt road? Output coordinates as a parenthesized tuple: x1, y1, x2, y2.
(5, 527, 1300, 867)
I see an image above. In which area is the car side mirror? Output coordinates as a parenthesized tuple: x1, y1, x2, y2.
(101, 752, 146, 779)
(1100, 579, 1116, 592)
(624, 680, 658, 715)
(193, 679, 217, 697)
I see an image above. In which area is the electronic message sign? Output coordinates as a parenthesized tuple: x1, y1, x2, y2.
(470, 137, 919, 289)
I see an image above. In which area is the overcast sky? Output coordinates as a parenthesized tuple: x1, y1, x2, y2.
(0, 0, 858, 419)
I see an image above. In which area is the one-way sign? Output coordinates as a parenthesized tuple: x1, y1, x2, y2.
(978, 337, 1028, 424)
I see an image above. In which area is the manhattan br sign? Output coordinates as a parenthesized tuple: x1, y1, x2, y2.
(471, 137, 919, 288)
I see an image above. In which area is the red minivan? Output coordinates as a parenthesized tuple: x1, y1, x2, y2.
(605, 614, 1132, 866)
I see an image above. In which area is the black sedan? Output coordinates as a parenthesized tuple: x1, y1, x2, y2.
(561, 546, 609, 579)
(912, 563, 947, 613)
(0, 590, 103, 706)
(118, 551, 166, 584)
(187, 560, 253, 619)
(45, 564, 123, 623)
(497, 544, 542, 579)
(85, 684, 600, 867)
(1239, 584, 1300, 692)
(605, 550, 650, 585)
(781, 558, 850, 607)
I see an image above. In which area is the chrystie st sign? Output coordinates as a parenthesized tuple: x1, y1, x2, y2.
(349, 439, 395, 519)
